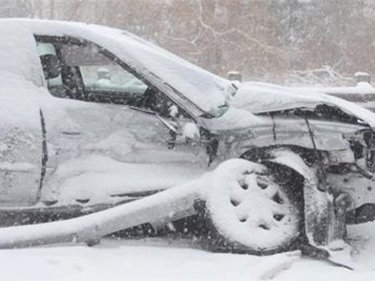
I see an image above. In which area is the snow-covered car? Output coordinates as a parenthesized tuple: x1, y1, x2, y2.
(2, 19, 375, 259)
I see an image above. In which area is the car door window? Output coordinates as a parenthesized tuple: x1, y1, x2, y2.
(61, 43, 148, 99)
(36, 36, 148, 104)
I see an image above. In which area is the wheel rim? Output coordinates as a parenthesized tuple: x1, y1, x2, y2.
(207, 159, 301, 252)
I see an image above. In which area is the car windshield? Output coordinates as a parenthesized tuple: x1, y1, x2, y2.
(115, 29, 235, 118)
(97, 25, 235, 117)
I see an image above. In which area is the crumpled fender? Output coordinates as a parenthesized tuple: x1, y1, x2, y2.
(264, 148, 340, 247)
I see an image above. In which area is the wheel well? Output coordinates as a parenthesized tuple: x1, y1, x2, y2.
(240, 146, 310, 197)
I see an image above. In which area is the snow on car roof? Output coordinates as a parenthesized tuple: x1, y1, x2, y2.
(0, 18, 233, 117)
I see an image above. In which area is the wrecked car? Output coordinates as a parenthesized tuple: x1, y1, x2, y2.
(2, 19, 375, 262)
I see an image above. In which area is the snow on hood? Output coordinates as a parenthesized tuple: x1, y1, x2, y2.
(234, 82, 375, 128)
(0, 19, 234, 117)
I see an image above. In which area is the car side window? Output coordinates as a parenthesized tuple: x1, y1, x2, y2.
(60, 43, 148, 101)
(36, 36, 148, 104)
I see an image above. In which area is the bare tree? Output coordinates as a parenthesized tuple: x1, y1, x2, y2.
(1, 0, 375, 84)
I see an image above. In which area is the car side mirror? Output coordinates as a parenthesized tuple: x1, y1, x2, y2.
(40, 54, 62, 79)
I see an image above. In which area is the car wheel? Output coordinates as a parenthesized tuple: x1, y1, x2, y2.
(204, 159, 303, 254)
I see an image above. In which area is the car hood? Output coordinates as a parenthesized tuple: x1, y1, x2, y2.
(233, 82, 375, 128)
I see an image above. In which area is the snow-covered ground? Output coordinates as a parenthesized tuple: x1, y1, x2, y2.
(1, 221, 375, 281)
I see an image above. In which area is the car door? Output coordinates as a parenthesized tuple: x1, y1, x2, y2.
(35, 35, 210, 205)
(0, 22, 45, 207)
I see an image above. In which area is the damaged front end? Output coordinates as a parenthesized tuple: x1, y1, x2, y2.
(222, 102, 375, 267)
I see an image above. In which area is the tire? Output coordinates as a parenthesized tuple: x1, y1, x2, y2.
(204, 159, 303, 255)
